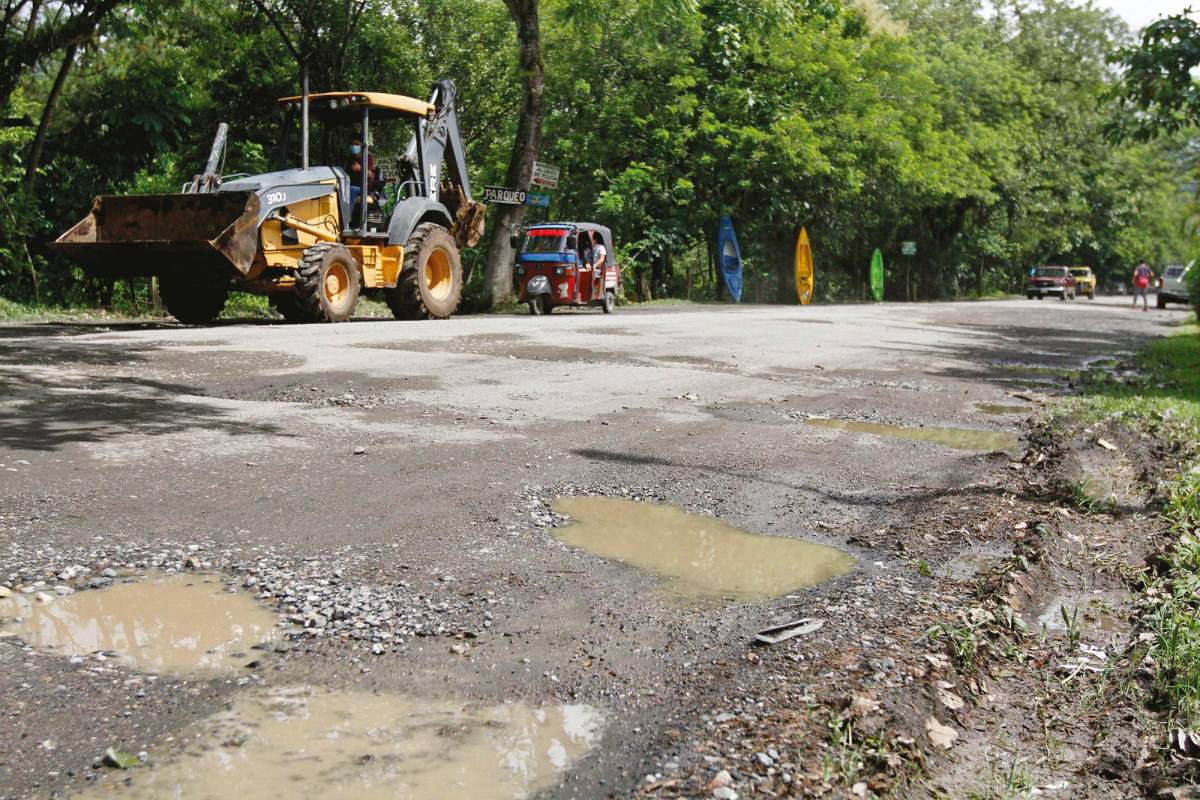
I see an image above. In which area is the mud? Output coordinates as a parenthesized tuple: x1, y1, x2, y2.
(0, 573, 278, 676)
(85, 687, 602, 799)
(552, 496, 856, 602)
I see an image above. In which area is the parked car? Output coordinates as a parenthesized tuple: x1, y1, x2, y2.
(1068, 266, 1096, 299)
(1025, 266, 1077, 301)
(1157, 263, 1192, 309)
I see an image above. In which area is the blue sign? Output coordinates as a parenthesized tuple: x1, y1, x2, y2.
(525, 193, 551, 208)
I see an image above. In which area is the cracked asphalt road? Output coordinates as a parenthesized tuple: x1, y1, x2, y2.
(0, 296, 1186, 798)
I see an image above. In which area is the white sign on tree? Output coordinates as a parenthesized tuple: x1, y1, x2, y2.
(531, 162, 560, 189)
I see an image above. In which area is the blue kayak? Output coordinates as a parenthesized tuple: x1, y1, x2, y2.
(718, 215, 742, 303)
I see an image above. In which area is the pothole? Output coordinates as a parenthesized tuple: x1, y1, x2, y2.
(551, 496, 856, 603)
(87, 687, 603, 799)
(0, 572, 278, 676)
(974, 402, 1033, 416)
(803, 418, 1020, 452)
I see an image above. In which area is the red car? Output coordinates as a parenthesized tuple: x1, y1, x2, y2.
(1025, 266, 1077, 301)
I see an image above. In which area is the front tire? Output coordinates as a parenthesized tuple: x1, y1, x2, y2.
(1157, 295, 1167, 309)
(602, 291, 616, 314)
(160, 275, 229, 324)
(386, 223, 463, 320)
(295, 242, 360, 323)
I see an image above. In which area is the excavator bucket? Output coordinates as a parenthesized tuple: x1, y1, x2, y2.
(51, 192, 262, 278)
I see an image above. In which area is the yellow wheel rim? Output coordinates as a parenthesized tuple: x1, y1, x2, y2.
(425, 248, 452, 302)
(324, 262, 350, 307)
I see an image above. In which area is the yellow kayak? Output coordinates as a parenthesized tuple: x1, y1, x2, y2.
(795, 227, 814, 305)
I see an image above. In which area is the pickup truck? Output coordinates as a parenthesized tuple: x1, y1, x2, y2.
(1025, 266, 1077, 301)
(1157, 263, 1192, 309)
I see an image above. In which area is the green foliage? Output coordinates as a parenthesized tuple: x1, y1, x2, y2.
(1109, 12, 1200, 141)
(0, 0, 1196, 307)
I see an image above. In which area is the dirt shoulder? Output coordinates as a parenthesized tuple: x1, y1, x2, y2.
(642, 347, 1200, 799)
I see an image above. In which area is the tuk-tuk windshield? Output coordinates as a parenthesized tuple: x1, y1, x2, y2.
(522, 228, 570, 255)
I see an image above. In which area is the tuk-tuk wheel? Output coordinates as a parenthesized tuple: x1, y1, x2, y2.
(602, 291, 616, 314)
(529, 295, 552, 315)
(528, 299, 541, 316)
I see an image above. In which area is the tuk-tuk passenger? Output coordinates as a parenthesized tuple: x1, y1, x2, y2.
(590, 232, 608, 295)
(591, 233, 608, 272)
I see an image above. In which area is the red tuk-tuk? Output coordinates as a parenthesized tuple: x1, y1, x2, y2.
(512, 222, 621, 315)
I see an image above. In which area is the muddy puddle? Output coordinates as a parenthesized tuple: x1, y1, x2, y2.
(552, 496, 856, 602)
(803, 418, 1019, 452)
(974, 402, 1033, 416)
(89, 688, 602, 799)
(1038, 593, 1128, 635)
(0, 573, 277, 676)
(938, 545, 1013, 580)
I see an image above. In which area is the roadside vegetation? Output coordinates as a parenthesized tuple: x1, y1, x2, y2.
(1063, 326, 1200, 750)
(2, 0, 1199, 313)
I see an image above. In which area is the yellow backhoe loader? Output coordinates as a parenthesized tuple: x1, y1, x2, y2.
(52, 79, 485, 323)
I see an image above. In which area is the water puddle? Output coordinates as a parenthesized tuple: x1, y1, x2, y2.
(975, 402, 1033, 416)
(993, 362, 1080, 378)
(938, 545, 1013, 580)
(88, 688, 602, 799)
(552, 496, 856, 602)
(1038, 593, 1127, 634)
(0, 573, 278, 676)
(803, 418, 1019, 452)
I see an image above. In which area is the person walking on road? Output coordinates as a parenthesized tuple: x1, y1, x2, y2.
(1132, 261, 1154, 311)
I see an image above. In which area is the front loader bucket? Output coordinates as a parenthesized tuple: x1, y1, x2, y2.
(50, 192, 261, 278)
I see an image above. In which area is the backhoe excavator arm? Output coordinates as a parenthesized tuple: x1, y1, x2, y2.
(402, 80, 469, 202)
(399, 79, 484, 247)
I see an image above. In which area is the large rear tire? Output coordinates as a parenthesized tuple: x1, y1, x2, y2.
(295, 243, 360, 323)
(386, 223, 463, 320)
(160, 275, 229, 324)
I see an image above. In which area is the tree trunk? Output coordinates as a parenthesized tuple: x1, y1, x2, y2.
(23, 41, 78, 193)
(484, 0, 544, 306)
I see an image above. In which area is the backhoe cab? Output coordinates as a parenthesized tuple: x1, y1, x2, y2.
(53, 79, 485, 324)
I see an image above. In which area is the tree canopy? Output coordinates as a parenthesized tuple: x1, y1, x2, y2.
(1, 0, 1195, 308)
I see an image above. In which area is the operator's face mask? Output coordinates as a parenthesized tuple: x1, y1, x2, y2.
(350, 144, 362, 156)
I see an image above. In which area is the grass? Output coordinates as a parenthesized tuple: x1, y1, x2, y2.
(1057, 323, 1200, 429)
(1141, 472, 1200, 731)
(0, 292, 398, 323)
(1058, 324, 1200, 738)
